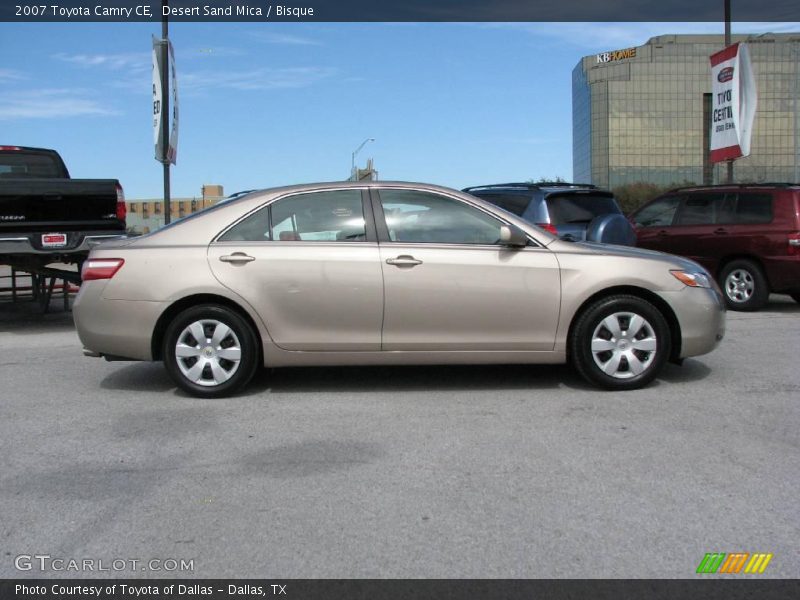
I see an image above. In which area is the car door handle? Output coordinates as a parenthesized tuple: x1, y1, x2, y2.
(656, 230, 669, 237)
(714, 228, 728, 235)
(386, 255, 423, 267)
(219, 253, 255, 263)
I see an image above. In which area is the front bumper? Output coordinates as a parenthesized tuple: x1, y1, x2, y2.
(658, 286, 726, 358)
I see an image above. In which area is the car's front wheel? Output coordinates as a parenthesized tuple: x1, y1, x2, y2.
(570, 295, 670, 390)
(163, 304, 259, 398)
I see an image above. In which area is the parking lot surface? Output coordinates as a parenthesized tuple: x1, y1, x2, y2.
(0, 295, 798, 578)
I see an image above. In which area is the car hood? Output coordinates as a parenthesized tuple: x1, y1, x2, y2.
(555, 240, 708, 272)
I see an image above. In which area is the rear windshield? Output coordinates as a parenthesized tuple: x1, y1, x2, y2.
(0, 152, 65, 178)
(469, 192, 531, 217)
(545, 193, 620, 225)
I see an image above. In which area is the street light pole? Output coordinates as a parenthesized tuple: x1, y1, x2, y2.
(351, 138, 375, 180)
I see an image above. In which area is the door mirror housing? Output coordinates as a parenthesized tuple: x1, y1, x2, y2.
(499, 224, 529, 247)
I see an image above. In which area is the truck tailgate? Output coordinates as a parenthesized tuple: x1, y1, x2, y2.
(0, 178, 122, 231)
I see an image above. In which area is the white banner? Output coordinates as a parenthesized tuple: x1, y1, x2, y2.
(709, 42, 757, 163)
(152, 37, 179, 165)
(167, 39, 179, 165)
(152, 38, 162, 153)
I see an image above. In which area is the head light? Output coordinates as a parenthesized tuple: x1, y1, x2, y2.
(671, 270, 712, 288)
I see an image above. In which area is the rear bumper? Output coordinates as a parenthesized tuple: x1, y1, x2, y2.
(657, 286, 726, 358)
(73, 281, 165, 361)
(0, 232, 127, 256)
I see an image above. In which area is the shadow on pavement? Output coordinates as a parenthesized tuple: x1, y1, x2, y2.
(655, 359, 712, 384)
(250, 363, 595, 394)
(101, 361, 174, 393)
(0, 301, 75, 333)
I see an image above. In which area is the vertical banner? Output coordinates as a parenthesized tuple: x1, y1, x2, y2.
(152, 37, 163, 160)
(152, 37, 179, 164)
(709, 42, 757, 163)
(167, 39, 179, 165)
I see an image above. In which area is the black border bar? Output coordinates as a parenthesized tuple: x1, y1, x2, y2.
(2, 0, 799, 23)
(3, 579, 800, 600)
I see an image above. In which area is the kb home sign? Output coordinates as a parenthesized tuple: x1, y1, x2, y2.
(596, 47, 637, 63)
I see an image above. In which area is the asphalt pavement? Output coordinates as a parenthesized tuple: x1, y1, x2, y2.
(0, 294, 797, 578)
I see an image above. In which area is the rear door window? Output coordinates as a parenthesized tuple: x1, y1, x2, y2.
(675, 194, 725, 225)
(735, 193, 773, 224)
(544, 193, 621, 225)
(219, 189, 367, 242)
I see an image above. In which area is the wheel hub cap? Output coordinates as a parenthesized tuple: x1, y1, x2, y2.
(590, 311, 657, 380)
(175, 319, 242, 388)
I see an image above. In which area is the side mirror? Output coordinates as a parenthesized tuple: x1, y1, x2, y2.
(499, 224, 528, 247)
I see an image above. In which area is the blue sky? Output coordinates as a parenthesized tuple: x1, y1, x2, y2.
(0, 21, 796, 199)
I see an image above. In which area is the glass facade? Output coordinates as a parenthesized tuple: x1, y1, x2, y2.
(572, 33, 800, 188)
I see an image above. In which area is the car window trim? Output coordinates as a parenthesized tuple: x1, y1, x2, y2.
(212, 187, 377, 244)
(369, 186, 542, 249)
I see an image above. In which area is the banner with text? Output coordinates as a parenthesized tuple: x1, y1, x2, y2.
(709, 42, 757, 163)
(152, 38, 179, 165)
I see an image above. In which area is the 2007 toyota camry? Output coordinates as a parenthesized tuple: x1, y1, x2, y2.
(73, 181, 725, 398)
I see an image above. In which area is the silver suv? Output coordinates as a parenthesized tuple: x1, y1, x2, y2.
(464, 182, 636, 246)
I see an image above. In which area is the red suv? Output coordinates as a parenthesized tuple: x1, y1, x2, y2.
(630, 184, 800, 311)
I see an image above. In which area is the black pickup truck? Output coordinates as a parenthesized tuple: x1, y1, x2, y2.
(0, 146, 126, 270)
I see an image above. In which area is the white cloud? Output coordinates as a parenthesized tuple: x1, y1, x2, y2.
(181, 66, 338, 92)
(53, 52, 149, 71)
(0, 89, 119, 120)
(0, 68, 25, 81)
(247, 31, 322, 46)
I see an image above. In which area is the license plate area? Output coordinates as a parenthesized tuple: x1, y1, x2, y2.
(41, 233, 68, 248)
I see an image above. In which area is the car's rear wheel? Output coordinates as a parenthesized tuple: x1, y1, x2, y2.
(719, 259, 768, 311)
(570, 295, 670, 391)
(163, 304, 259, 398)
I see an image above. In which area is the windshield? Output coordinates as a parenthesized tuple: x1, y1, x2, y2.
(545, 193, 621, 225)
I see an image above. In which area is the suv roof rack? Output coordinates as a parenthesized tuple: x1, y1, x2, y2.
(670, 182, 799, 192)
(464, 182, 597, 192)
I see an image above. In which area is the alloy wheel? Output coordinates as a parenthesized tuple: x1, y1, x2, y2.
(724, 268, 755, 304)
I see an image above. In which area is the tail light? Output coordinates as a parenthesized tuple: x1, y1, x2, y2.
(0, 146, 21, 151)
(82, 258, 125, 281)
(115, 183, 127, 222)
(536, 222, 559, 235)
(789, 232, 800, 256)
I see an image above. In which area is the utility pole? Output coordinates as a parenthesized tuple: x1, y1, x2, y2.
(161, 0, 171, 223)
(724, 0, 733, 184)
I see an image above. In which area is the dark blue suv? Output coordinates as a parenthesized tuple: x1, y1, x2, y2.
(464, 182, 636, 246)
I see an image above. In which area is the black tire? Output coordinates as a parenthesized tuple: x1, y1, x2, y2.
(163, 304, 259, 398)
(718, 259, 769, 311)
(790, 293, 800, 304)
(570, 294, 670, 391)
